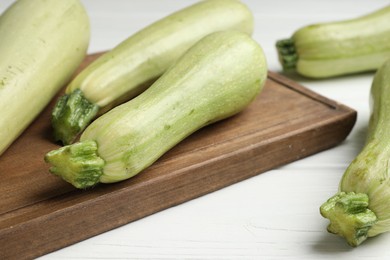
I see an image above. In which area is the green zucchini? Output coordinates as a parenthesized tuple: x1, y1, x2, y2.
(0, 0, 89, 156)
(44, 31, 268, 189)
(51, 0, 254, 145)
(276, 5, 390, 78)
(320, 58, 390, 246)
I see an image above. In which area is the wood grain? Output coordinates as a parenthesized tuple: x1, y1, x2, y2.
(0, 53, 356, 260)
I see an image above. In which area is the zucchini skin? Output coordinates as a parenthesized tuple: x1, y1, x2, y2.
(0, 0, 90, 156)
(52, 0, 254, 145)
(276, 5, 390, 78)
(320, 59, 390, 246)
(45, 31, 267, 188)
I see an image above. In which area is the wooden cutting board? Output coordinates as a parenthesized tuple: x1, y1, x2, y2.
(0, 53, 356, 259)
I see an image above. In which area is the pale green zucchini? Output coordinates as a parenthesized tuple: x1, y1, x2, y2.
(320, 58, 390, 246)
(276, 5, 390, 78)
(51, 0, 254, 145)
(0, 0, 90, 156)
(45, 31, 268, 189)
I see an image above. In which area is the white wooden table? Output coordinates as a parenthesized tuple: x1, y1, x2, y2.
(2, 0, 389, 259)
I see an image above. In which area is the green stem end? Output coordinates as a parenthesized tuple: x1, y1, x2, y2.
(276, 38, 298, 70)
(320, 192, 378, 247)
(45, 140, 105, 189)
(51, 89, 99, 145)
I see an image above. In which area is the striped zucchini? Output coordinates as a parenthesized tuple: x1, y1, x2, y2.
(276, 5, 390, 78)
(45, 31, 268, 189)
(320, 58, 390, 246)
(0, 0, 89, 156)
(51, 0, 254, 145)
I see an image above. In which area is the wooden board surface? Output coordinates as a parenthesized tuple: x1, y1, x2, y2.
(0, 53, 356, 260)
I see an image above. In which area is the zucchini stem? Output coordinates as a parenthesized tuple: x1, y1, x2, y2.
(44, 140, 105, 189)
(51, 89, 99, 145)
(276, 38, 298, 70)
(320, 192, 378, 246)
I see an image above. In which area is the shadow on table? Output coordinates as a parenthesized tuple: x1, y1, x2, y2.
(312, 228, 390, 255)
(276, 69, 376, 84)
(312, 232, 354, 254)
